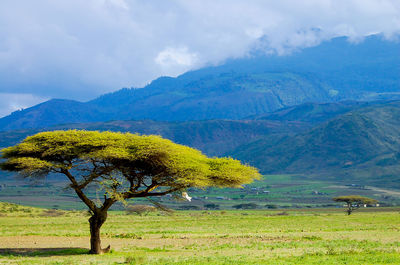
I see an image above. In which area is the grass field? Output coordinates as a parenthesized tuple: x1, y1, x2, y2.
(0, 203, 400, 264)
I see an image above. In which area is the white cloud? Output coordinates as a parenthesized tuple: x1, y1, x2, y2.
(0, 0, 399, 115)
(0, 93, 48, 118)
(155, 47, 198, 76)
(107, 0, 129, 10)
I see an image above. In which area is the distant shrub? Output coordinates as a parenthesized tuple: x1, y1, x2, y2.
(178, 205, 200, 210)
(322, 204, 336, 207)
(125, 255, 146, 264)
(126, 205, 156, 216)
(265, 204, 277, 209)
(204, 203, 220, 209)
(302, 235, 322, 241)
(266, 211, 289, 216)
(41, 209, 65, 217)
(232, 203, 258, 209)
(113, 233, 143, 239)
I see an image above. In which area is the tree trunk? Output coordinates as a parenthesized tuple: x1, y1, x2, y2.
(89, 211, 110, 254)
(347, 204, 352, 215)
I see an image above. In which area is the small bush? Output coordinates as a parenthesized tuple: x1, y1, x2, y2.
(276, 211, 289, 216)
(178, 205, 200, 210)
(113, 233, 144, 239)
(125, 256, 146, 264)
(204, 203, 220, 209)
(266, 211, 289, 217)
(302, 235, 322, 241)
(126, 205, 156, 216)
(41, 209, 65, 217)
(232, 203, 258, 209)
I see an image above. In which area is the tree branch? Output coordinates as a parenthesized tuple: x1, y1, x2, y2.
(61, 169, 98, 212)
(100, 197, 116, 212)
(78, 167, 113, 190)
(124, 187, 183, 199)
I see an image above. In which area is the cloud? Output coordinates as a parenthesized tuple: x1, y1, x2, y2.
(0, 93, 48, 118)
(0, 0, 399, 115)
(155, 47, 199, 76)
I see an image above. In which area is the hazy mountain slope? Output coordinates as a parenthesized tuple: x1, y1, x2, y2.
(0, 35, 398, 131)
(0, 119, 307, 157)
(250, 101, 374, 123)
(99, 72, 333, 121)
(231, 101, 400, 187)
(0, 99, 107, 131)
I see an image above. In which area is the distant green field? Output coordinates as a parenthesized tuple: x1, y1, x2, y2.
(0, 203, 400, 264)
(1, 175, 400, 211)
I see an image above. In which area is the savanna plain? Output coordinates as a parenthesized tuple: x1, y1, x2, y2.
(0, 203, 399, 264)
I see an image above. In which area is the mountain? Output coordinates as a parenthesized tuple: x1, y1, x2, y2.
(231, 101, 400, 187)
(0, 73, 334, 130)
(0, 34, 399, 131)
(0, 99, 106, 130)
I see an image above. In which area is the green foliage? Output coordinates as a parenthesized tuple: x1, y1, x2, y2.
(332, 195, 378, 205)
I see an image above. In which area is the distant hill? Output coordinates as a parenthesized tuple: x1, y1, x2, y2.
(231, 101, 400, 187)
(1, 34, 399, 131)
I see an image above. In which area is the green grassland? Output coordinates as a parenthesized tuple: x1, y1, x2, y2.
(0, 203, 400, 264)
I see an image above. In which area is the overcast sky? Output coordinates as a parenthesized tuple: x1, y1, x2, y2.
(0, 0, 399, 117)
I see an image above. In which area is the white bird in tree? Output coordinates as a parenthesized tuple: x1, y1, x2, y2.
(182, 192, 192, 201)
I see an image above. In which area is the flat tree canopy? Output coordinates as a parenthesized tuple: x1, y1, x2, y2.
(0, 130, 260, 253)
(333, 195, 378, 215)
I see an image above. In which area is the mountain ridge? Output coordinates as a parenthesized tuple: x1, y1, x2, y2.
(1, 34, 399, 131)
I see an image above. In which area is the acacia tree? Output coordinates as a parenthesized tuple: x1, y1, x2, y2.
(0, 130, 260, 254)
(333, 195, 378, 215)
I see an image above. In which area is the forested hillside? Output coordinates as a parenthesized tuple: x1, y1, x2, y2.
(232, 101, 400, 187)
